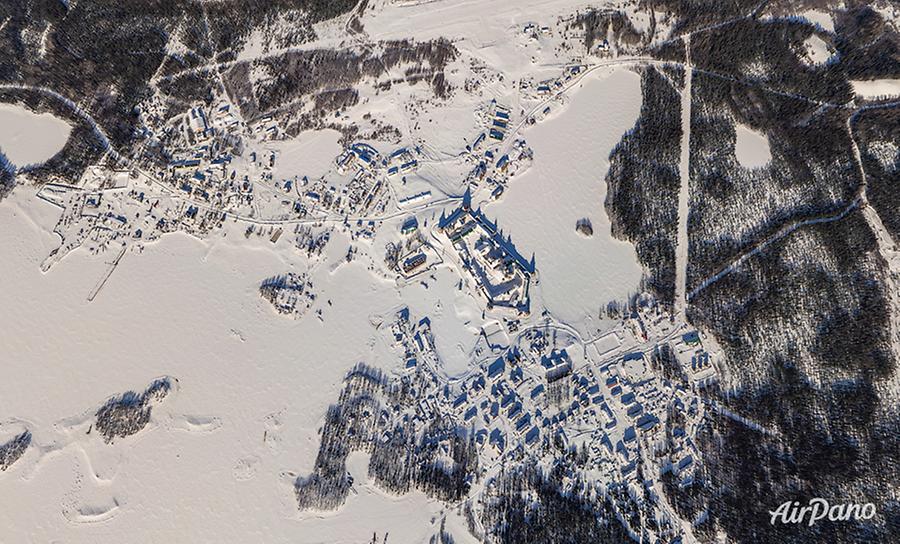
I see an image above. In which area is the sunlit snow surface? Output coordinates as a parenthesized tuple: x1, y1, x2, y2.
(734, 123, 772, 170)
(487, 69, 644, 328)
(264, 129, 343, 181)
(0, 188, 456, 542)
(0, 103, 70, 168)
(851, 79, 900, 99)
(801, 34, 833, 65)
(800, 10, 834, 33)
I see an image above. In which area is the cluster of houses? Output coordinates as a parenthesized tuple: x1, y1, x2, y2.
(391, 307, 439, 373)
(384, 147, 419, 178)
(586, 333, 713, 494)
(184, 102, 242, 145)
(438, 190, 534, 315)
(601, 351, 667, 480)
(528, 64, 585, 98)
(35, 92, 442, 281)
(169, 98, 437, 226)
(460, 100, 535, 202)
(672, 330, 718, 387)
(485, 101, 511, 142)
(386, 309, 547, 462)
(465, 138, 534, 201)
(338, 142, 420, 180)
(35, 168, 227, 272)
(168, 144, 253, 213)
(465, 101, 513, 153)
(172, 105, 302, 223)
(329, 142, 429, 215)
(167, 104, 414, 227)
(163, 106, 302, 224)
(462, 314, 714, 497)
(370, 295, 715, 529)
(387, 215, 441, 278)
(661, 387, 703, 489)
(522, 22, 553, 39)
(336, 142, 380, 175)
(488, 330, 629, 480)
(377, 314, 667, 479)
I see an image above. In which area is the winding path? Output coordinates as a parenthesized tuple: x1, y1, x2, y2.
(687, 197, 862, 301)
(847, 107, 900, 361)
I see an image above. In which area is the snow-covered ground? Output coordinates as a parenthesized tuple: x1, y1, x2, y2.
(734, 123, 772, 169)
(263, 129, 343, 181)
(0, 186, 462, 542)
(801, 10, 834, 33)
(801, 34, 833, 65)
(398, 265, 484, 377)
(486, 68, 644, 329)
(0, 103, 70, 168)
(851, 79, 900, 99)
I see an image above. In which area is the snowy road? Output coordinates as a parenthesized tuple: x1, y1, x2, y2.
(674, 36, 692, 318)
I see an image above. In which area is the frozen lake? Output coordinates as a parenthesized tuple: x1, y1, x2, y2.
(0, 188, 448, 543)
(487, 68, 644, 327)
(0, 103, 71, 169)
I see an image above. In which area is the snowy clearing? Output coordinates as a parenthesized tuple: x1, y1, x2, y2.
(851, 79, 900, 99)
(264, 129, 343, 181)
(801, 10, 834, 33)
(734, 123, 772, 169)
(801, 34, 833, 65)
